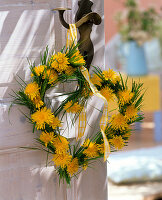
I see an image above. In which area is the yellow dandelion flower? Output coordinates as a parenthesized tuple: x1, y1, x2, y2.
(53, 136, 69, 154)
(110, 135, 125, 150)
(113, 75, 121, 83)
(71, 102, 83, 113)
(40, 131, 54, 147)
(83, 142, 99, 158)
(110, 113, 128, 131)
(67, 158, 79, 176)
(52, 153, 72, 168)
(111, 75, 121, 84)
(50, 116, 61, 130)
(64, 101, 82, 113)
(102, 69, 120, 84)
(71, 50, 85, 65)
(48, 71, 58, 84)
(31, 107, 54, 129)
(125, 105, 138, 121)
(32, 95, 44, 109)
(43, 69, 58, 84)
(97, 143, 104, 154)
(64, 101, 73, 111)
(50, 52, 69, 73)
(102, 69, 116, 80)
(24, 82, 40, 100)
(118, 90, 134, 105)
(91, 74, 102, 87)
(65, 66, 76, 75)
(100, 86, 114, 102)
(43, 69, 50, 79)
(34, 65, 46, 76)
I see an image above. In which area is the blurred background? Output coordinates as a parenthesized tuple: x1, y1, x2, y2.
(104, 0, 162, 200)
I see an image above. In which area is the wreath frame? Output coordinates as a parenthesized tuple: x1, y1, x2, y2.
(11, 43, 144, 185)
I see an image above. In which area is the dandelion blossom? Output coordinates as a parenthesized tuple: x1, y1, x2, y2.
(32, 95, 44, 109)
(110, 113, 128, 131)
(50, 116, 61, 130)
(40, 132, 54, 147)
(83, 141, 99, 158)
(102, 69, 116, 80)
(70, 102, 83, 113)
(102, 69, 120, 84)
(64, 101, 82, 113)
(67, 158, 79, 176)
(43, 69, 58, 84)
(24, 82, 40, 100)
(70, 50, 85, 65)
(52, 153, 72, 168)
(50, 52, 69, 73)
(53, 136, 69, 154)
(110, 135, 125, 150)
(100, 86, 114, 102)
(118, 90, 134, 105)
(31, 107, 54, 129)
(64, 101, 73, 111)
(34, 65, 46, 76)
(125, 105, 138, 121)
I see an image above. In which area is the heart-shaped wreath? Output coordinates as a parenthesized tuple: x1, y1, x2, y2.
(11, 43, 144, 185)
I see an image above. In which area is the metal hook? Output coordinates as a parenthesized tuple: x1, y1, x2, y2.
(52, 8, 71, 29)
(53, 0, 102, 70)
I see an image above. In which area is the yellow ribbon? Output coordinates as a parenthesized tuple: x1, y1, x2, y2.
(80, 66, 110, 161)
(67, 24, 110, 161)
(66, 24, 77, 48)
(67, 24, 87, 140)
(78, 108, 86, 139)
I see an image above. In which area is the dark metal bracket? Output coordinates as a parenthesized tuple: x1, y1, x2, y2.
(53, 0, 102, 70)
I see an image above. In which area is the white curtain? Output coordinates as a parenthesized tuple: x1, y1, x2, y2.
(0, 0, 107, 199)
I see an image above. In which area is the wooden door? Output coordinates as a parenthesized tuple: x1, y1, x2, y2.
(0, 0, 107, 199)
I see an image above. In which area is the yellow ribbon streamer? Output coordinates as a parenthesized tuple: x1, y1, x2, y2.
(67, 24, 87, 140)
(66, 24, 77, 48)
(78, 108, 87, 139)
(80, 66, 110, 161)
(67, 24, 110, 161)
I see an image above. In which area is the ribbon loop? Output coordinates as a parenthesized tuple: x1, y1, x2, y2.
(67, 24, 110, 161)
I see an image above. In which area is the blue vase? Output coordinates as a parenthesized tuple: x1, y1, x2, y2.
(122, 41, 148, 76)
